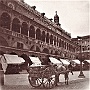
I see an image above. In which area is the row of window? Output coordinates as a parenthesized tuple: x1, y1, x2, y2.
(0, 12, 77, 52)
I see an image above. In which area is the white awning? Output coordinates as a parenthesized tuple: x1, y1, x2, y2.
(60, 59, 70, 65)
(72, 59, 84, 64)
(85, 60, 90, 63)
(49, 57, 62, 64)
(29, 56, 41, 65)
(4, 54, 24, 64)
(18, 57, 25, 63)
(0, 54, 25, 73)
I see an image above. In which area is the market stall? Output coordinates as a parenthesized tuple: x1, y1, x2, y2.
(0, 54, 25, 73)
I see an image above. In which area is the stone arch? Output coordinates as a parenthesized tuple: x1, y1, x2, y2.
(29, 25, 35, 38)
(0, 36, 9, 46)
(0, 12, 11, 29)
(12, 41, 28, 50)
(21, 22, 28, 36)
(12, 18, 20, 33)
(36, 28, 41, 40)
(42, 48, 49, 54)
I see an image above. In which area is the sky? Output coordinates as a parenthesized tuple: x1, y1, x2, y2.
(24, 0, 89, 38)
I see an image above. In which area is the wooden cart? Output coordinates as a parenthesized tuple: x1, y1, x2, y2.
(27, 65, 70, 89)
(27, 65, 57, 89)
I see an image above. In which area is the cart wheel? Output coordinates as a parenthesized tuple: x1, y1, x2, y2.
(28, 75, 42, 88)
(43, 75, 55, 89)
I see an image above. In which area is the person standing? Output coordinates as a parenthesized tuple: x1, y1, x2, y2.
(68, 62, 73, 75)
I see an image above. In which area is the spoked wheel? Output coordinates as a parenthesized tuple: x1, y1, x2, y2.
(42, 75, 56, 89)
(28, 75, 43, 88)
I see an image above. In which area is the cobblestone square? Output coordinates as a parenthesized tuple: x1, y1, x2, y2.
(1, 70, 90, 90)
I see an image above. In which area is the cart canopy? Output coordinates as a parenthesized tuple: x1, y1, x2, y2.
(60, 59, 70, 65)
(29, 56, 41, 66)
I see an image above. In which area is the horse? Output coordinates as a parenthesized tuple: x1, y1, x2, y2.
(55, 64, 69, 85)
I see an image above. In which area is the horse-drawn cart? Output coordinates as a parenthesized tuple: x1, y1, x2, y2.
(27, 57, 70, 89)
(27, 65, 56, 88)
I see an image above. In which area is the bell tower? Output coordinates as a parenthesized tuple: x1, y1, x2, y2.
(54, 11, 60, 26)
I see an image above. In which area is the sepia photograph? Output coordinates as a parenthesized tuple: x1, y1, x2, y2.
(0, 0, 90, 90)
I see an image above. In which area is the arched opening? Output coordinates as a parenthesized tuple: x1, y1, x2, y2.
(36, 46, 40, 52)
(0, 36, 9, 46)
(29, 25, 35, 38)
(12, 18, 20, 33)
(42, 48, 49, 54)
(36, 28, 41, 40)
(42, 31, 45, 42)
(46, 33, 49, 43)
(0, 12, 11, 29)
(21, 22, 28, 36)
(50, 35, 53, 44)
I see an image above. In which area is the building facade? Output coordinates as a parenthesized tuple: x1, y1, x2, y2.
(72, 35, 90, 60)
(0, 0, 79, 65)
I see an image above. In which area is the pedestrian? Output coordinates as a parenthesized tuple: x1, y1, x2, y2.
(68, 62, 73, 75)
(53, 64, 59, 86)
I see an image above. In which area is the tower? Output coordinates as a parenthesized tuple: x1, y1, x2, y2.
(54, 11, 60, 26)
